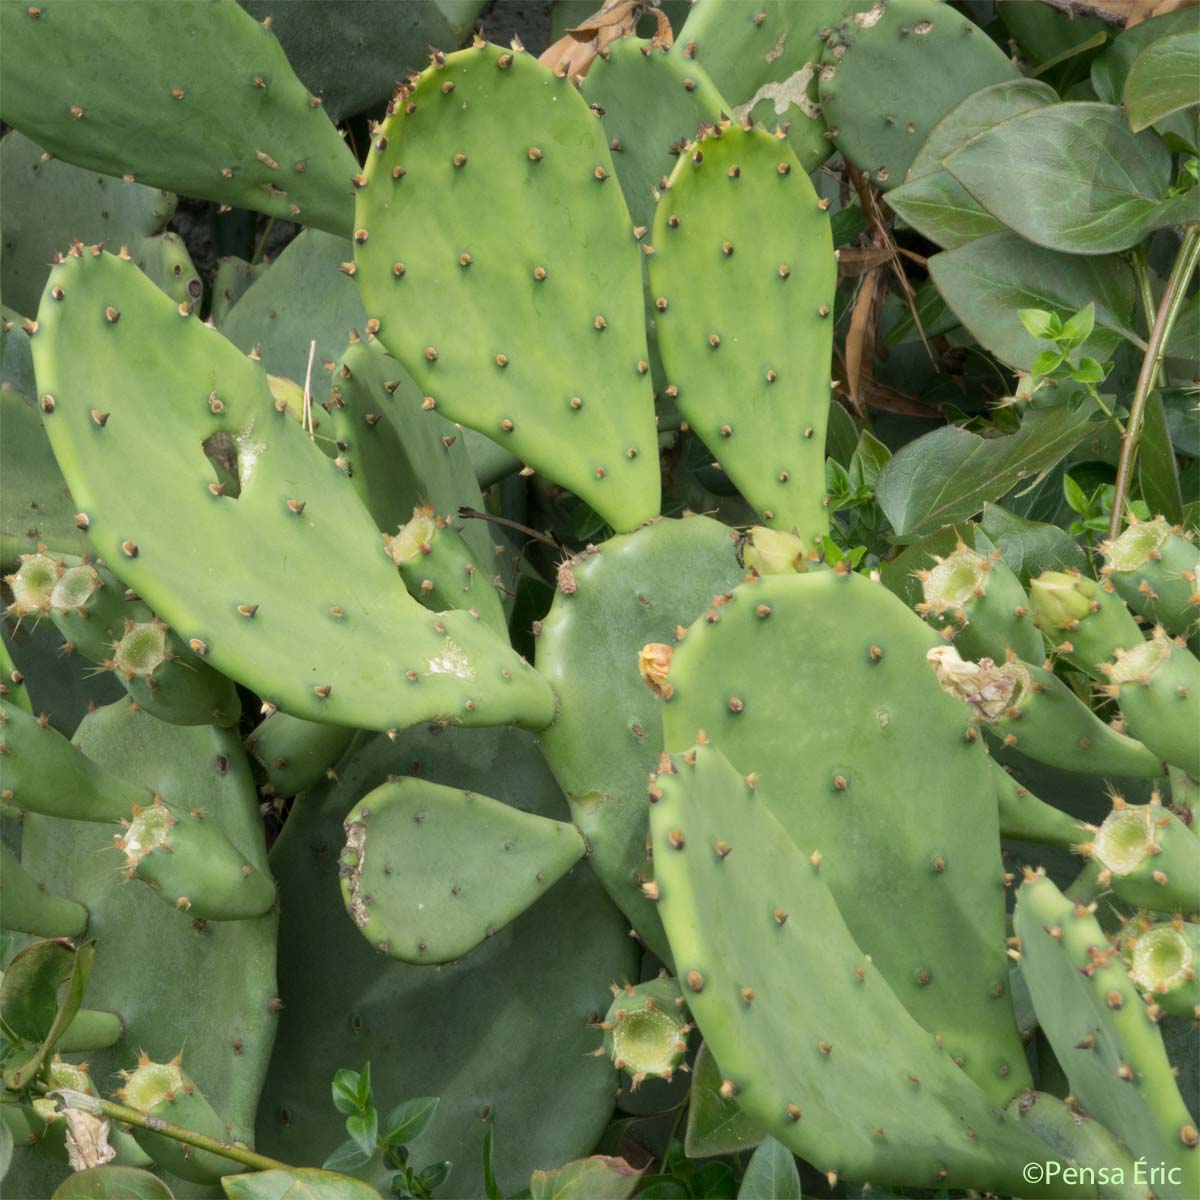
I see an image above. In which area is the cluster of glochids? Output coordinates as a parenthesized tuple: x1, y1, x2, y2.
(592, 974, 692, 1089)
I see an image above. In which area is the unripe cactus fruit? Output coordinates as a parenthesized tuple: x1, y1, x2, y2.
(741, 527, 806, 577)
(117, 1055, 242, 1183)
(916, 543, 1041, 663)
(6, 550, 59, 616)
(600, 975, 691, 1088)
(1029, 570, 1144, 675)
(1124, 918, 1200, 1019)
(1102, 516, 1200, 638)
(1076, 794, 1199, 912)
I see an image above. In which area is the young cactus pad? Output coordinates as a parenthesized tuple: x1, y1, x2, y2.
(1014, 870, 1198, 1196)
(658, 570, 1030, 1103)
(647, 122, 835, 544)
(0, 0, 357, 236)
(339, 778, 586, 963)
(353, 41, 660, 532)
(30, 247, 553, 733)
(601, 975, 690, 1088)
(648, 740, 1061, 1194)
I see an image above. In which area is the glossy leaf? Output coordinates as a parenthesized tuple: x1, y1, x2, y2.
(529, 1156, 641, 1200)
(945, 103, 1196, 253)
(737, 1138, 801, 1200)
(383, 1097, 439, 1148)
(222, 1168, 383, 1200)
(1124, 31, 1200, 133)
(876, 397, 1105, 540)
(52, 1166, 175, 1199)
(978, 505, 1087, 582)
(928, 233, 1139, 370)
(684, 1043, 766, 1160)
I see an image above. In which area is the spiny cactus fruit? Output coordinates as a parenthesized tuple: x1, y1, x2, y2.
(353, 40, 660, 532)
(648, 739, 1061, 1194)
(337, 777, 586, 963)
(0, 0, 357, 235)
(915, 542, 1042, 663)
(1102, 516, 1200, 638)
(1122, 917, 1200, 1019)
(1075, 794, 1199, 912)
(1014, 869, 1199, 1197)
(1029, 569, 1145, 674)
(657, 569, 1031, 1103)
(116, 1054, 243, 1183)
(647, 120, 835, 544)
(0, 842, 88, 939)
(818, 0, 1017, 191)
(384, 506, 507, 637)
(31, 245, 553, 733)
(925, 645, 1165, 780)
(599, 975, 691, 1089)
(114, 793, 277, 921)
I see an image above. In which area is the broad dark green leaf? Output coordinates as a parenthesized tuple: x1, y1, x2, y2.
(890, 79, 1057, 249)
(737, 1139, 800, 1200)
(1125, 32, 1200, 133)
(1161, 387, 1200, 458)
(529, 1157, 641, 1200)
(222, 1168, 382, 1200)
(1137, 391, 1184, 524)
(52, 1166, 174, 1199)
(876, 397, 1105, 540)
(945, 103, 1196, 254)
(928, 233, 1140, 370)
(978, 505, 1087, 582)
(684, 1043, 765, 1160)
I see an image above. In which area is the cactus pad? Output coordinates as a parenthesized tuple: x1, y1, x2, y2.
(1102, 517, 1200, 638)
(353, 41, 660, 532)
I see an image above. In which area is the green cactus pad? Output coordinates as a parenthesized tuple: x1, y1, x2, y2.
(258, 723, 638, 1196)
(1102, 517, 1200, 638)
(601, 975, 690, 1088)
(0, 386, 81, 569)
(991, 767, 1086, 848)
(677, 1, 877, 173)
(580, 37, 727, 231)
(818, 0, 1017, 191)
(353, 41, 660, 532)
(916, 543, 1043, 663)
(647, 122, 835, 544)
(660, 570, 1030, 1103)
(210, 256, 268, 328)
(649, 740, 1059, 1194)
(118, 1056, 240, 1183)
(245, 711, 356, 799)
(1124, 919, 1200, 1020)
(339, 777, 585, 963)
(0, 842, 88, 939)
(1015, 870, 1199, 1196)
(1030, 570, 1146, 677)
(0, 0, 357, 236)
(11, 701, 276, 1196)
(130, 233, 203, 314)
(1101, 631, 1200, 776)
(1081, 796, 1199, 912)
(926, 647, 1166, 780)
(30, 246, 553, 733)
(536, 515, 744, 960)
(0, 131, 175, 317)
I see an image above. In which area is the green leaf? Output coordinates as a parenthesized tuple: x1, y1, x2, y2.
(52, 1166, 175, 1199)
(0, 1120, 13, 1186)
(416, 1161, 451, 1192)
(2, 939, 95, 1088)
(1138, 391, 1185, 524)
(693, 1161, 736, 1198)
(684, 1042, 766, 1159)
(383, 1097, 439, 1148)
(1063, 473, 1089, 515)
(331, 1070, 362, 1116)
(482, 1124, 502, 1200)
(980, 504, 1088, 582)
(1019, 309, 1061, 340)
(848, 431, 891, 493)
(945, 103, 1194, 253)
(1071, 357, 1106, 384)
(529, 1157, 642, 1200)
(356, 1062, 373, 1108)
(222, 1168, 384, 1200)
(1032, 349, 1064, 376)
(1060, 303, 1096, 350)
(322, 1139, 372, 1173)
(928, 233, 1140, 370)
(737, 1138, 801, 1200)
(876, 395, 1104, 540)
(1124, 32, 1200, 133)
(883, 280, 959, 347)
(345, 1110, 378, 1158)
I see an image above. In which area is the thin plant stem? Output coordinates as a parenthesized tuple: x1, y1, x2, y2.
(250, 216, 277, 267)
(1108, 224, 1200, 540)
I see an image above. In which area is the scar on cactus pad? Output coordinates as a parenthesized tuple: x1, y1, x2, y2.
(598, 974, 692, 1089)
